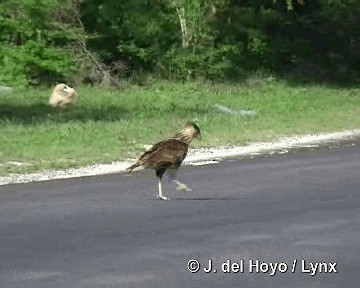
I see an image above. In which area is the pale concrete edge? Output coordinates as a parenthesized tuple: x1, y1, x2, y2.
(1, 130, 359, 186)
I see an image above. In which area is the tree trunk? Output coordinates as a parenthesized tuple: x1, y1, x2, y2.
(176, 6, 190, 48)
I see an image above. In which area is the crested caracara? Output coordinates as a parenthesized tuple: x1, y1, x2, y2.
(127, 122, 201, 200)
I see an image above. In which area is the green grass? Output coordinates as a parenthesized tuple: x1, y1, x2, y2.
(1, 79, 359, 175)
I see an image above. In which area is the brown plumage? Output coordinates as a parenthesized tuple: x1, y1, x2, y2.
(127, 122, 201, 200)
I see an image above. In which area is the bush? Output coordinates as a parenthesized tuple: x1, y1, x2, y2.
(0, 42, 75, 87)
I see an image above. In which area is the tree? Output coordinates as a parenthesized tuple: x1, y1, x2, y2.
(0, 0, 77, 86)
(1, 0, 358, 86)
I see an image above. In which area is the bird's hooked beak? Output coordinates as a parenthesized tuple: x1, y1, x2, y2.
(62, 85, 75, 94)
(196, 133, 202, 140)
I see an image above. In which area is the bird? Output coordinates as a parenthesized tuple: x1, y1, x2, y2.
(126, 122, 201, 200)
(49, 83, 79, 108)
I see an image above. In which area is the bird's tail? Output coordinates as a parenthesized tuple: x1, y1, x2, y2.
(126, 163, 137, 172)
(126, 162, 145, 172)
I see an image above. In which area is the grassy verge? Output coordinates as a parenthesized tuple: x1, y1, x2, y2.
(1, 79, 359, 175)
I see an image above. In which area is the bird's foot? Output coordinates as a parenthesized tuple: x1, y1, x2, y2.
(175, 182, 192, 192)
(156, 195, 170, 201)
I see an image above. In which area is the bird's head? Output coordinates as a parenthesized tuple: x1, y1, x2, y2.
(55, 83, 78, 97)
(183, 122, 201, 140)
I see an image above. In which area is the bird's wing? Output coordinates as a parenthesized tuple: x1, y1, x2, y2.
(137, 139, 188, 168)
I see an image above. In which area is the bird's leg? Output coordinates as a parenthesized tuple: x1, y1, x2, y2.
(156, 178, 169, 201)
(156, 168, 169, 200)
(168, 168, 192, 192)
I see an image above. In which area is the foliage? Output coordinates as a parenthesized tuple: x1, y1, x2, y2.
(0, 0, 359, 86)
(0, 0, 77, 87)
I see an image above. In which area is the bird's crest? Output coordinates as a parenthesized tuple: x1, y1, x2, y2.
(188, 122, 200, 134)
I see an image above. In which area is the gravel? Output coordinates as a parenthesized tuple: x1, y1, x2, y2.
(1, 129, 359, 186)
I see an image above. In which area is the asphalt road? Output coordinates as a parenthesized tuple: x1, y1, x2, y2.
(0, 143, 359, 288)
